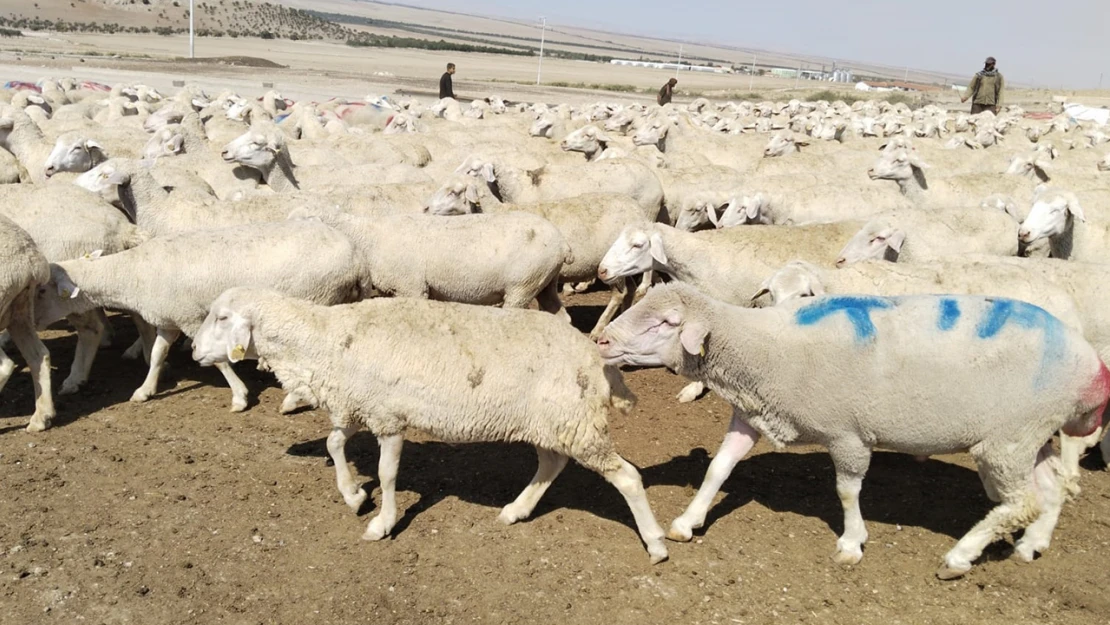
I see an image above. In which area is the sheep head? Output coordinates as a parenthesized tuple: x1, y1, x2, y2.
(836, 221, 906, 266)
(44, 133, 107, 177)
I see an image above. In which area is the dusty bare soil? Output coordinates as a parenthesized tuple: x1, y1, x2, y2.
(2, 292, 1109, 625)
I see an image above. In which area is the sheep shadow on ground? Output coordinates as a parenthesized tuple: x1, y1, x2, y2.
(286, 434, 671, 539)
(0, 314, 283, 431)
(639, 448, 997, 543)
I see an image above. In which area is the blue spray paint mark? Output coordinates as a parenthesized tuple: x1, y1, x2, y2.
(976, 299, 1066, 389)
(274, 113, 291, 124)
(937, 298, 961, 331)
(795, 296, 895, 343)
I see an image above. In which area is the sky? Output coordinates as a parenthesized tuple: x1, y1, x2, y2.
(384, 0, 1110, 89)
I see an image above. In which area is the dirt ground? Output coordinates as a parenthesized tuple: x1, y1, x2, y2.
(2, 290, 1109, 625)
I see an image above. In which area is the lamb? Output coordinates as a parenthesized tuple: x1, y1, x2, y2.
(0, 215, 54, 432)
(831, 207, 1020, 265)
(597, 282, 1109, 578)
(454, 155, 664, 220)
(190, 287, 668, 562)
(0, 104, 59, 182)
(1017, 188, 1110, 262)
(35, 221, 364, 412)
(424, 176, 648, 336)
(292, 208, 571, 319)
(597, 222, 863, 402)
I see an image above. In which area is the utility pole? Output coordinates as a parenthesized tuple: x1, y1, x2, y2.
(676, 44, 683, 78)
(189, 0, 195, 59)
(795, 62, 801, 89)
(904, 66, 909, 82)
(536, 16, 546, 86)
(749, 54, 756, 92)
(1100, 72, 1104, 89)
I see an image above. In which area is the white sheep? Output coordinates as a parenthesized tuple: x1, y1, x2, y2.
(0, 215, 54, 432)
(191, 287, 669, 563)
(292, 208, 571, 319)
(1017, 188, 1110, 262)
(598, 282, 1109, 579)
(35, 220, 364, 413)
(424, 176, 648, 336)
(454, 155, 663, 220)
(832, 207, 1019, 265)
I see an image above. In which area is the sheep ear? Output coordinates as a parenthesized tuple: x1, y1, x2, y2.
(105, 170, 130, 185)
(648, 232, 668, 265)
(744, 195, 762, 220)
(808, 280, 826, 297)
(882, 229, 906, 252)
(680, 321, 709, 357)
(56, 274, 80, 299)
(167, 135, 184, 153)
(84, 249, 104, 260)
(464, 182, 481, 207)
(1067, 195, 1086, 222)
(480, 162, 496, 183)
(0, 118, 13, 130)
(85, 139, 105, 152)
(226, 314, 253, 364)
(707, 200, 723, 227)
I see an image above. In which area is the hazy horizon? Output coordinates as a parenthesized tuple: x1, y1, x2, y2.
(376, 0, 1108, 89)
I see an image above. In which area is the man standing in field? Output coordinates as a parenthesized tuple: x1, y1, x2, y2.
(658, 77, 677, 106)
(440, 62, 457, 100)
(960, 56, 1004, 114)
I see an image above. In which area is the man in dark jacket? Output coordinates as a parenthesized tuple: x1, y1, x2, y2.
(658, 77, 677, 106)
(439, 63, 457, 100)
(961, 56, 1004, 114)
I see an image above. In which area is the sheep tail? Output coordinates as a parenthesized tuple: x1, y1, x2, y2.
(604, 365, 636, 414)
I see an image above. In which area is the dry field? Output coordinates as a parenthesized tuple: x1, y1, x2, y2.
(0, 18, 1108, 625)
(2, 294, 1109, 625)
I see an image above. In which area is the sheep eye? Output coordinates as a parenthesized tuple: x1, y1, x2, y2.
(216, 315, 228, 322)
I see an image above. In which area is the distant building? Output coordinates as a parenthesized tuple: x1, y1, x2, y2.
(608, 59, 730, 74)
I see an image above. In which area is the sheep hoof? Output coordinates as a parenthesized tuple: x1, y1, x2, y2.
(122, 343, 143, 360)
(230, 397, 248, 413)
(666, 523, 695, 542)
(279, 394, 302, 414)
(130, 389, 152, 403)
(344, 488, 368, 512)
(362, 517, 390, 541)
(25, 416, 51, 433)
(1012, 539, 1046, 563)
(497, 505, 527, 525)
(560, 284, 575, 297)
(676, 384, 705, 404)
(832, 546, 863, 566)
(59, 378, 83, 396)
(935, 562, 971, 580)
(648, 544, 670, 565)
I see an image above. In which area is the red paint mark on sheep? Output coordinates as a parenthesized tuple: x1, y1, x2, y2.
(1064, 360, 1110, 437)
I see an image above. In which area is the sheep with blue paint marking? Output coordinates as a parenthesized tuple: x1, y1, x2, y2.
(597, 282, 1109, 579)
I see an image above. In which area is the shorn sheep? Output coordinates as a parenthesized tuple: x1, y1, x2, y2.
(0, 215, 54, 432)
(191, 287, 669, 564)
(598, 283, 1109, 579)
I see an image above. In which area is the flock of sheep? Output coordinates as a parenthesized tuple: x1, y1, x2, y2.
(2, 76, 1110, 581)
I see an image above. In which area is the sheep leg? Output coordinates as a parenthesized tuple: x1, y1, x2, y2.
(602, 455, 669, 564)
(588, 281, 634, 340)
(669, 410, 760, 541)
(499, 447, 569, 525)
(573, 279, 595, 293)
(634, 269, 655, 299)
(213, 361, 249, 412)
(829, 438, 872, 566)
(676, 381, 707, 403)
(61, 310, 104, 395)
(0, 346, 15, 393)
(363, 433, 403, 541)
(130, 327, 181, 403)
(123, 314, 156, 364)
(9, 315, 54, 433)
(938, 445, 1038, 580)
(280, 387, 318, 414)
(95, 308, 114, 348)
(1013, 443, 1065, 562)
(327, 425, 367, 512)
(532, 280, 570, 323)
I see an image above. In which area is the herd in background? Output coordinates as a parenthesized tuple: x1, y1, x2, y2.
(2, 76, 1110, 580)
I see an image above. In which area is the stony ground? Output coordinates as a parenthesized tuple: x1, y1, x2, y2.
(2, 292, 1109, 625)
